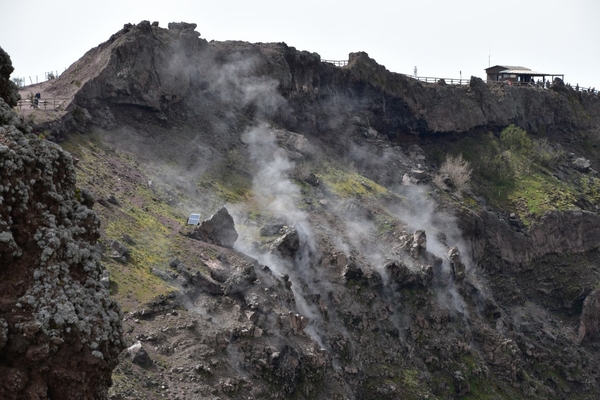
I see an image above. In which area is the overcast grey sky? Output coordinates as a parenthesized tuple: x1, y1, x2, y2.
(2, 0, 599, 89)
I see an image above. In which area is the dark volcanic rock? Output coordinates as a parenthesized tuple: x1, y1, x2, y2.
(573, 157, 591, 172)
(128, 342, 153, 367)
(448, 246, 465, 284)
(186, 207, 239, 248)
(260, 223, 285, 237)
(223, 265, 257, 296)
(579, 289, 600, 343)
(191, 272, 224, 296)
(167, 260, 224, 295)
(530, 210, 600, 260)
(109, 239, 130, 263)
(342, 263, 364, 281)
(270, 227, 300, 258)
(36, 20, 600, 141)
(385, 260, 432, 289)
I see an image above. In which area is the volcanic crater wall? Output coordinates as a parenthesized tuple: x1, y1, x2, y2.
(45, 21, 600, 138)
(17, 22, 600, 399)
(43, 21, 600, 141)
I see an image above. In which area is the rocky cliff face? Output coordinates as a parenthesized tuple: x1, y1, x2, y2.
(21, 21, 600, 399)
(304, 53, 600, 136)
(0, 67, 123, 398)
(38, 22, 600, 142)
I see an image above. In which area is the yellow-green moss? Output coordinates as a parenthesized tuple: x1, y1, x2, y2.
(508, 174, 578, 225)
(61, 131, 177, 308)
(448, 127, 584, 224)
(317, 164, 388, 198)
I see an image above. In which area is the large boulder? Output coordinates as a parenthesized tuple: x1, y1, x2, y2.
(127, 341, 153, 367)
(109, 239, 130, 263)
(186, 207, 238, 248)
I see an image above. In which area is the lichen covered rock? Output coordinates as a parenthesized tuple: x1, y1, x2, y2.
(0, 99, 123, 399)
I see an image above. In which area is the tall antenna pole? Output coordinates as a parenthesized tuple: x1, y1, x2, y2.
(489, 44, 491, 67)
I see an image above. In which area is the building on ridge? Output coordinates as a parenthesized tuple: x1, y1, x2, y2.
(485, 65, 564, 85)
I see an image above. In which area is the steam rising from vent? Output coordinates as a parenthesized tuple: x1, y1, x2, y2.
(235, 123, 330, 348)
(241, 124, 304, 222)
(102, 32, 485, 370)
(213, 54, 286, 119)
(391, 185, 473, 316)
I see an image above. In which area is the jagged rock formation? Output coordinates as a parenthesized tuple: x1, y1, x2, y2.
(0, 66, 123, 399)
(182, 207, 238, 248)
(34, 21, 600, 144)
(20, 21, 600, 400)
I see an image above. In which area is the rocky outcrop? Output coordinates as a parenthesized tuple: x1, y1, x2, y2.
(448, 246, 465, 284)
(0, 97, 123, 399)
(579, 289, 600, 344)
(281, 51, 600, 136)
(184, 207, 238, 248)
(530, 210, 600, 258)
(270, 226, 300, 258)
(127, 341, 153, 367)
(60, 21, 206, 112)
(385, 260, 432, 289)
(471, 209, 600, 266)
(36, 21, 600, 140)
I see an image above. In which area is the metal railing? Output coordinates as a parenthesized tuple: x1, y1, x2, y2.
(489, 80, 544, 87)
(571, 85, 598, 95)
(322, 58, 598, 94)
(323, 59, 348, 67)
(17, 97, 68, 111)
(410, 76, 470, 85)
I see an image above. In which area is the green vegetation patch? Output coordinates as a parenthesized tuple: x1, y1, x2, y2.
(580, 175, 600, 205)
(443, 125, 580, 225)
(317, 163, 388, 199)
(100, 202, 175, 308)
(61, 131, 176, 308)
(508, 175, 576, 221)
(198, 150, 254, 203)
